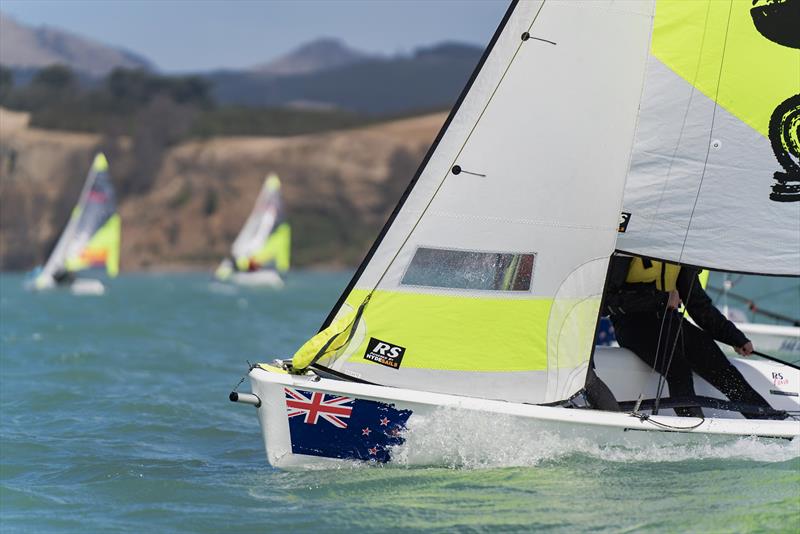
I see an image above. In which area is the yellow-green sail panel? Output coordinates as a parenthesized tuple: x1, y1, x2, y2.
(252, 222, 291, 273)
(65, 214, 120, 277)
(618, 0, 800, 273)
(318, 289, 551, 373)
(222, 173, 290, 277)
(652, 0, 799, 139)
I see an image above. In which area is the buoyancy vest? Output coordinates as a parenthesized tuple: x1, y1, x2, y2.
(625, 257, 681, 292)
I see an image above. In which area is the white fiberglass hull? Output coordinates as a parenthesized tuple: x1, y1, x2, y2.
(229, 270, 284, 288)
(24, 274, 106, 295)
(69, 278, 106, 296)
(243, 348, 799, 469)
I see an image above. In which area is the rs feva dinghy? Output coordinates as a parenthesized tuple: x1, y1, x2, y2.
(230, 0, 800, 467)
(28, 153, 121, 296)
(214, 174, 290, 288)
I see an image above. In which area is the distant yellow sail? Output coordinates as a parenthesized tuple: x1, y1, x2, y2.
(38, 152, 121, 284)
(223, 173, 290, 276)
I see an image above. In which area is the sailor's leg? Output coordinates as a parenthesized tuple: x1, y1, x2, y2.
(680, 323, 773, 417)
(613, 314, 701, 416)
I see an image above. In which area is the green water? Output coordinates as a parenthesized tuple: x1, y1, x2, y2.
(1, 272, 798, 533)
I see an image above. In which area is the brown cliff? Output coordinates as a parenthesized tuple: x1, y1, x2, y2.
(0, 107, 445, 271)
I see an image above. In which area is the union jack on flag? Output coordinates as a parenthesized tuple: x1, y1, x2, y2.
(284, 388, 353, 428)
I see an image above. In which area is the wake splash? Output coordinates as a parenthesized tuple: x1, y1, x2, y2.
(390, 407, 800, 469)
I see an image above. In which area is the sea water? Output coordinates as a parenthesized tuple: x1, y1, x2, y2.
(1, 272, 798, 533)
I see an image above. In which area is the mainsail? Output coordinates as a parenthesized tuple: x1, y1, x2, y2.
(616, 0, 800, 275)
(290, 0, 800, 406)
(36, 153, 121, 288)
(215, 174, 291, 279)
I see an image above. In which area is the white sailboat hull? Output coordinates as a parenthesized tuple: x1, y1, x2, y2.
(245, 348, 800, 469)
(229, 270, 284, 288)
(24, 275, 106, 295)
(69, 278, 106, 296)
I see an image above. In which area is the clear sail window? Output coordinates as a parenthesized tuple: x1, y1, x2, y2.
(401, 248, 535, 291)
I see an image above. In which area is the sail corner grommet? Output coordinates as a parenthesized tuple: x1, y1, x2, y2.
(521, 32, 530, 41)
(452, 165, 462, 175)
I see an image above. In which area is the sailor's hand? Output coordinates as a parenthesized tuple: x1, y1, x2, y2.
(667, 290, 682, 310)
(735, 341, 754, 356)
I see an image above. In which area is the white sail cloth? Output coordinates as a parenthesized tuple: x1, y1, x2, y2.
(315, 0, 656, 404)
(617, 1, 800, 275)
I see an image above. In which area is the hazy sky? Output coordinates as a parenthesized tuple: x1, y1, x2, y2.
(1, 0, 509, 72)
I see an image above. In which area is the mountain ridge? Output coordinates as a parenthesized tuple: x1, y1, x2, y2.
(252, 37, 372, 76)
(0, 12, 153, 76)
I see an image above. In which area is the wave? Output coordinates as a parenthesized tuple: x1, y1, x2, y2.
(391, 407, 800, 468)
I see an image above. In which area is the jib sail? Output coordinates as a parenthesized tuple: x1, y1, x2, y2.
(291, 0, 655, 404)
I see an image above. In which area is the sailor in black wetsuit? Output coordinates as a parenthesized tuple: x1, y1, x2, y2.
(604, 255, 774, 418)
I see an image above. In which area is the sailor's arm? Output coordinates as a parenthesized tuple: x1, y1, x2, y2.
(680, 269, 750, 349)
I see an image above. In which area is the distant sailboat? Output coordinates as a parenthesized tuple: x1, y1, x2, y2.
(712, 275, 800, 361)
(231, 0, 800, 468)
(214, 174, 290, 287)
(30, 153, 121, 296)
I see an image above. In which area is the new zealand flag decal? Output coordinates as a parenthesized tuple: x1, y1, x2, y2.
(284, 388, 412, 463)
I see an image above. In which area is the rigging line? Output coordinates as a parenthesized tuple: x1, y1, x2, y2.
(365, 1, 549, 297)
(645, 0, 714, 236)
(633, 289, 673, 413)
(316, 0, 521, 332)
(654, 274, 698, 415)
(629, 412, 705, 431)
(677, 0, 735, 263)
(652, 308, 676, 414)
(232, 360, 258, 392)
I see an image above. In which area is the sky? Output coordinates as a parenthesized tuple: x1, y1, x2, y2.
(1, 0, 509, 72)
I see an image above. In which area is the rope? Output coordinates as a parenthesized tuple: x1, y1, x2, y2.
(232, 360, 258, 392)
(629, 412, 706, 431)
(311, 2, 550, 371)
(633, 276, 677, 413)
(653, 275, 698, 415)
(677, 0, 734, 262)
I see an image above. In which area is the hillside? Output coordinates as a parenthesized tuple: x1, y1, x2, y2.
(252, 38, 371, 76)
(205, 42, 482, 114)
(0, 107, 445, 271)
(0, 13, 153, 77)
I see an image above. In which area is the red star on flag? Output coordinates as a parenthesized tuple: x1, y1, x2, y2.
(379, 416, 390, 426)
(362, 427, 371, 436)
(368, 446, 378, 455)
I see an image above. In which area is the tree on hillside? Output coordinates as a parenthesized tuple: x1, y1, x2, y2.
(31, 65, 76, 92)
(0, 66, 13, 103)
(107, 68, 211, 109)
